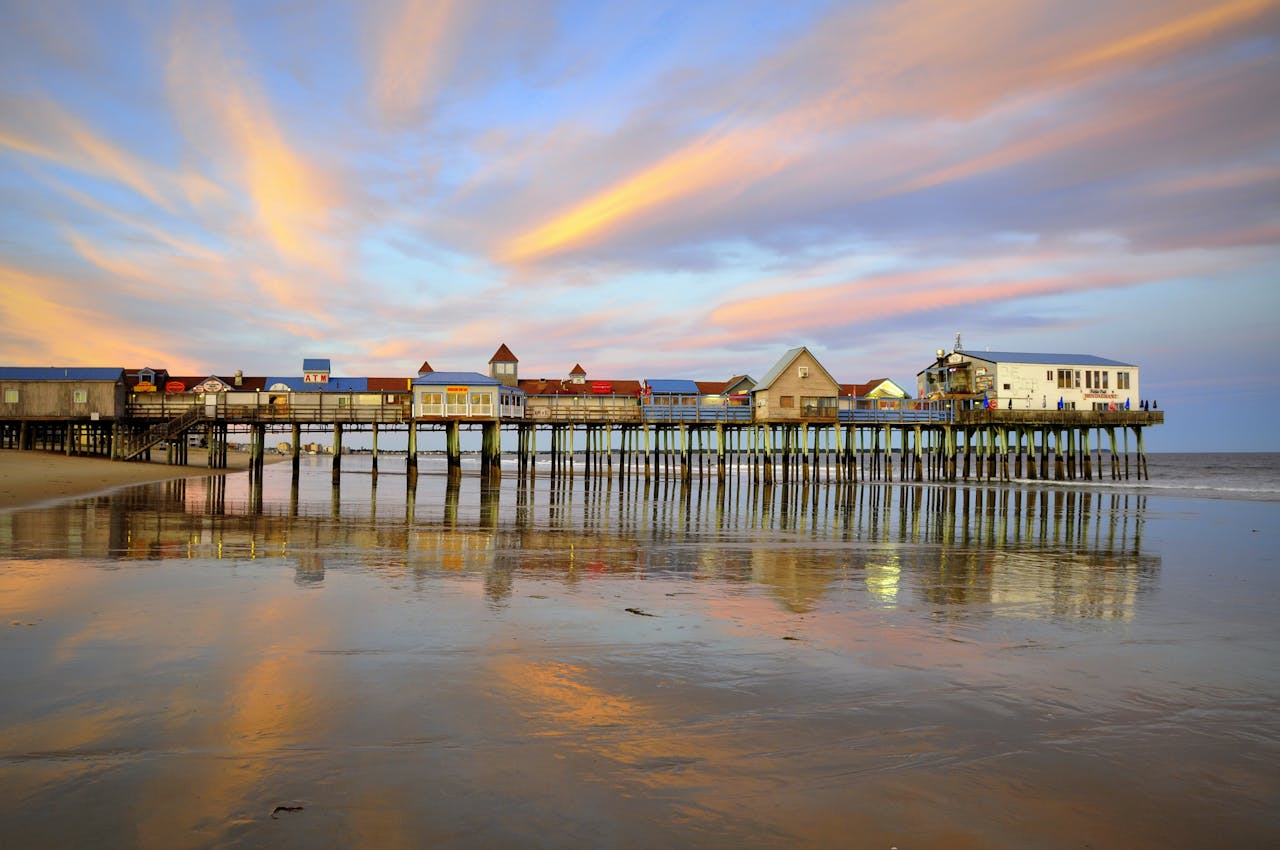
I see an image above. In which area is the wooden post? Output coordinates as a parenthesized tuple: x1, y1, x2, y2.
(643, 421, 651, 480)
(446, 420, 461, 482)
(716, 423, 726, 481)
(1136, 426, 1148, 480)
(371, 423, 379, 480)
(331, 423, 342, 485)
(763, 425, 774, 485)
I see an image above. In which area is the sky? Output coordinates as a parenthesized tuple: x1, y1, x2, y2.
(1, 0, 1277, 451)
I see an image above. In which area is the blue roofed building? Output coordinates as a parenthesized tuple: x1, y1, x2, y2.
(918, 348, 1141, 411)
(0, 367, 126, 419)
(411, 370, 524, 419)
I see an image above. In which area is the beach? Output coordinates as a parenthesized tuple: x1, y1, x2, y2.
(0, 455, 1276, 848)
(0, 448, 271, 511)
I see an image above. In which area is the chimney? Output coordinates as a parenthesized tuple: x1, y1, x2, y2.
(234, 369, 243, 387)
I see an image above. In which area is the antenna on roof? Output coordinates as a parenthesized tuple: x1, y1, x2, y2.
(954, 332, 963, 352)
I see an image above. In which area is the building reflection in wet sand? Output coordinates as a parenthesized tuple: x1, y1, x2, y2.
(0, 464, 1275, 849)
(0, 474, 1156, 620)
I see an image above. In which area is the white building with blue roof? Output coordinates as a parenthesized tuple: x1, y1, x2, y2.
(918, 348, 1140, 411)
(411, 369, 524, 420)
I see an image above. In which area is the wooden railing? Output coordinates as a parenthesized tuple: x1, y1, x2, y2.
(120, 408, 204, 460)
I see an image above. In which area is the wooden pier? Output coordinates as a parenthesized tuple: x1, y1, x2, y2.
(1, 393, 1164, 488)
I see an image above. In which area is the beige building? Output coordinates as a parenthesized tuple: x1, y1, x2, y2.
(751, 347, 841, 421)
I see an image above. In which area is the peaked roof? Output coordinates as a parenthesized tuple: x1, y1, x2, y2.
(569, 363, 587, 375)
(489, 343, 518, 363)
(753, 347, 839, 391)
(418, 360, 433, 375)
(841, 378, 909, 398)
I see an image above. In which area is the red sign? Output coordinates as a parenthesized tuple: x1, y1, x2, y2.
(591, 381, 612, 394)
(164, 381, 186, 393)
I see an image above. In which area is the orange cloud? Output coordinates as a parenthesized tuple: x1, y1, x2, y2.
(166, 8, 340, 271)
(495, 0, 1275, 267)
(0, 263, 178, 366)
(368, 0, 466, 125)
(1057, 0, 1276, 74)
(708, 258, 1126, 342)
(501, 130, 782, 263)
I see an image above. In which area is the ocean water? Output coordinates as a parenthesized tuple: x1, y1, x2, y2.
(0, 453, 1277, 848)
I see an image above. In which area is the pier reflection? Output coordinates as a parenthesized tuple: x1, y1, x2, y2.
(0, 470, 1157, 622)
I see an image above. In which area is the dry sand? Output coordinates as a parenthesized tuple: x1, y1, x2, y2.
(0, 449, 276, 511)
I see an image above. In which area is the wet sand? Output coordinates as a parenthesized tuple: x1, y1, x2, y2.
(0, 459, 1277, 848)
(0, 449, 278, 511)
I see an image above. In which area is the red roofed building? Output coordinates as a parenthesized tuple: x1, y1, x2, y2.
(489, 344, 519, 387)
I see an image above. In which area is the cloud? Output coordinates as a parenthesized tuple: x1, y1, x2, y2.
(0, 263, 180, 367)
(486, 0, 1280, 269)
(0, 96, 222, 212)
(704, 240, 1263, 347)
(366, 0, 468, 126)
(165, 6, 342, 272)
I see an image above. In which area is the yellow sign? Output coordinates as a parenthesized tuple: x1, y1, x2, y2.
(446, 386, 468, 393)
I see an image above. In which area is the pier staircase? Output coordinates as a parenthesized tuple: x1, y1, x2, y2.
(120, 409, 204, 461)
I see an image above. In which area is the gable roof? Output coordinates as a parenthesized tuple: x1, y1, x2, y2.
(841, 378, 909, 397)
(489, 344, 518, 363)
(569, 363, 587, 376)
(418, 360, 433, 375)
(753, 347, 840, 391)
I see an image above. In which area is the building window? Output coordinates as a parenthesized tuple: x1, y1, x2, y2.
(1002, 383, 1011, 391)
(798, 366, 809, 379)
(3, 388, 17, 404)
(470, 392, 492, 414)
(1085, 372, 1092, 389)
(446, 391, 467, 414)
(780, 395, 794, 408)
(1102, 372, 1109, 389)
(73, 389, 88, 404)
(1074, 370, 1081, 388)
(1117, 372, 1129, 389)
(801, 396, 836, 417)
(1046, 370, 1052, 381)
(1056, 369, 1072, 389)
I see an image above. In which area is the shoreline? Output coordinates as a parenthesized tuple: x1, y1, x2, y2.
(0, 449, 283, 511)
